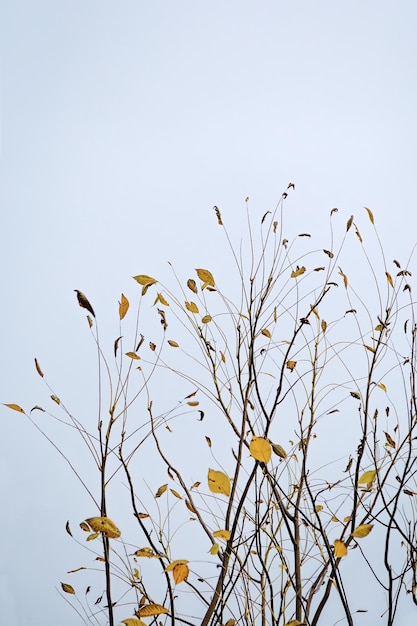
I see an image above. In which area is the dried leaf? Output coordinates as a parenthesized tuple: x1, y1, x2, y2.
(185, 301, 199, 314)
(364, 344, 376, 353)
(85, 517, 121, 538)
(65, 521, 72, 537)
(173, 562, 189, 584)
(185, 499, 197, 514)
(155, 484, 168, 498)
(3, 403, 25, 413)
(74, 290, 95, 317)
(286, 360, 297, 371)
(384, 431, 395, 449)
(386, 271, 394, 288)
(61, 582, 75, 594)
(323, 249, 334, 258)
(154, 292, 170, 306)
(122, 619, 147, 626)
(338, 267, 348, 289)
(34, 358, 44, 377)
(272, 443, 287, 459)
(167, 340, 179, 348)
(213, 529, 231, 541)
(119, 294, 129, 320)
(377, 383, 387, 392)
(170, 489, 182, 499)
(86, 532, 100, 541)
(346, 215, 354, 231)
(364, 207, 374, 224)
(205, 436, 212, 448)
(125, 352, 141, 360)
(187, 279, 198, 294)
(196, 268, 215, 289)
(201, 315, 212, 324)
(134, 547, 155, 558)
(213, 206, 223, 225)
(291, 266, 306, 278)
(210, 543, 220, 555)
(321, 320, 327, 333)
(136, 604, 168, 618)
(250, 436, 272, 463)
(51, 395, 60, 405)
(351, 524, 374, 538)
(261, 328, 271, 338)
(165, 559, 188, 572)
(187, 400, 199, 406)
(149, 342, 156, 351)
(334, 539, 348, 558)
(208, 469, 230, 496)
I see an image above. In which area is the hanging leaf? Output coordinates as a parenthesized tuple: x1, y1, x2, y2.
(315, 505, 323, 512)
(133, 275, 157, 295)
(220, 351, 226, 363)
(364, 206, 374, 224)
(133, 547, 155, 558)
(136, 604, 168, 618)
(261, 328, 271, 338)
(208, 469, 230, 496)
(321, 320, 327, 333)
(190, 481, 200, 490)
(154, 292, 170, 306)
(86, 532, 100, 541)
(272, 443, 287, 459)
(346, 215, 354, 231)
(201, 315, 212, 324)
(84, 517, 121, 538)
(61, 582, 75, 594)
(122, 619, 147, 626)
(358, 470, 377, 486)
(170, 489, 182, 499)
(185, 499, 197, 514)
(351, 524, 374, 538)
(165, 559, 188, 572)
(213, 529, 231, 541)
(364, 344, 376, 353)
(386, 272, 394, 288)
(65, 521, 72, 537)
(210, 543, 220, 555)
(79, 521, 90, 532)
(187, 400, 199, 407)
(173, 562, 189, 584)
(286, 360, 297, 371)
(155, 484, 168, 498)
(74, 290, 96, 317)
(119, 294, 129, 320)
(187, 279, 198, 293)
(196, 268, 215, 289)
(51, 395, 60, 405)
(213, 205, 223, 225)
(355, 226, 363, 243)
(223, 620, 236, 626)
(168, 340, 179, 348)
(323, 249, 334, 258)
(125, 352, 141, 360)
(377, 383, 387, 392)
(284, 621, 304, 626)
(334, 539, 348, 558)
(185, 301, 199, 314)
(205, 436, 212, 448)
(291, 266, 306, 278)
(250, 436, 272, 463)
(3, 403, 25, 413)
(384, 431, 395, 449)
(338, 267, 348, 289)
(34, 358, 44, 377)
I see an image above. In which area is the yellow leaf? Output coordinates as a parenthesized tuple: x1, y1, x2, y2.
(133, 274, 157, 287)
(154, 292, 170, 306)
(210, 543, 219, 555)
(358, 470, 377, 486)
(34, 358, 44, 377)
(173, 562, 189, 584)
(136, 604, 168, 618)
(377, 383, 387, 392)
(79, 521, 90, 532)
(351, 524, 374, 538)
(170, 489, 182, 499)
(250, 436, 272, 463)
(165, 559, 188, 572)
(334, 539, 348, 558)
(84, 517, 121, 538)
(185, 499, 197, 514)
(190, 481, 200, 490)
(125, 352, 141, 360)
(272, 443, 287, 459)
(220, 351, 226, 363)
(213, 529, 231, 541)
(291, 266, 306, 278)
(196, 268, 215, 289)
(261, 328, 271, 338)
(386, 271, 394, 288)
(364, 344, 376, 353)
(61, 582, 75, 594)
(321, 320, 327, 333)
(223, 621, 235, 626)
(364, 206, 374, 224)
(331, 516, 339, 522)
(284, 621, 303, 626)
(185, 301, 199, 314)
(134, 547, 155, 558)
(208, 469, 230, 496)
(122, 619, 147, 626)
(286, 360, 297, 371)
(51, 394, 60, 405)
(3, 403, 25, 413)
(187, 279, 198, 293)
(149, 342, 156, 351)
(205, 436, 212, 448)
(119, 294, 129, 320)
(187, 400, 199, 407)
(339, 267, 348, 289)
(168, 340, 179, 347)
(86, 532, 100, 541)
(201, 315, 212, 323)
(315, 505, 323, 512)
(155, 484, 168, 498)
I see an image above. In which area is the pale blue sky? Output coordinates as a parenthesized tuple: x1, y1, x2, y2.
(1, 1, 417, 624)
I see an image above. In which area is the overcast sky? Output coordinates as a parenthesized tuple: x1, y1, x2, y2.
(1, 2, 417, 624)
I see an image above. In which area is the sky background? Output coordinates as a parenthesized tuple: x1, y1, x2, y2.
(1, 1, 417, 624)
